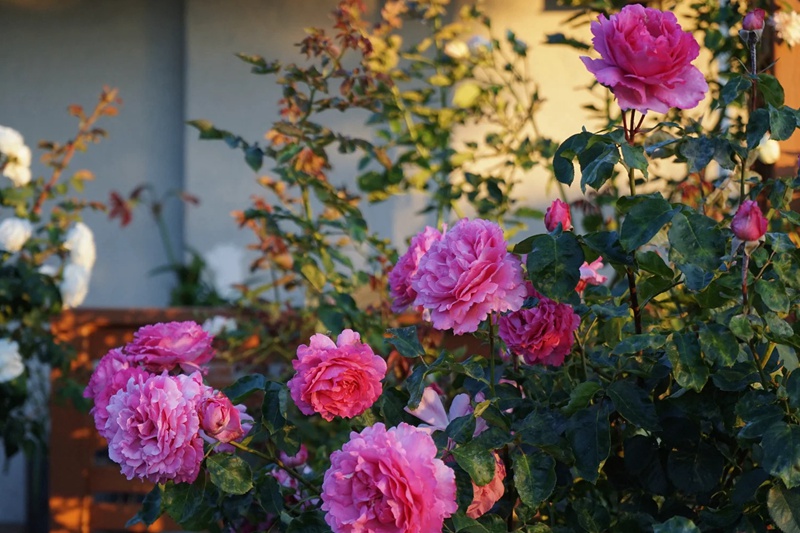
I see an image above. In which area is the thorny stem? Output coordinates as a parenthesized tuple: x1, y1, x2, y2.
(623, 110, 644, 335)
(627, 267, 643, 335)
(741, 250, 750, 315)
(229, 441, 321, 496)
(749, 38, 758, 113)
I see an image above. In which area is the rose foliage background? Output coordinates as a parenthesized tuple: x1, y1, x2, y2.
(80, 0, 800, 531)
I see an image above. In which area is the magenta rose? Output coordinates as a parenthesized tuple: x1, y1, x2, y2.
(199, 391, 245, 444)
(467, 452, 506, 519)
(279, 443, 309, 467)
(288, 329, 386, 421)
(544, 199, 573, 232)
(580, 4, 708, 114)
(83, 348, 150, 438)
(732, 199, 768, 243)
(104, 371, 207, 484)
(743, 8, 766, 30)
(498, 284, 580, 366)
(412, 218, 526, 335)
(389, 225, 445, 313)
(125, 321, 215, 373)
(322, 422, 457, 533)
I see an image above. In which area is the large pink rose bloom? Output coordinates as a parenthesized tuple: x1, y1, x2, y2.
(412, 218, 526, 335)
(389, 226, 444, 313)
(125, 321, 215, 373)
(498, 284, 581, 366)
(288, 329, 386, 421)
(104, 372, 207, 484)
(322, 422, 457, 533)
(580, 4, 708, 114)
(83, 349, 150, 438)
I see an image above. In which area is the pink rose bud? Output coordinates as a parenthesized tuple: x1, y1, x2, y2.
(200, 392, 245, 444)
(576, 257, 608, 294)
(279, 444, 309, 467)
(544, 199, 573, 232)
(743, 9, 766, 30)
(731, 199, 768, 242)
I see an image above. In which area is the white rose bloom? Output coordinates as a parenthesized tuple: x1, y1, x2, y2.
(60, 262, 91, 309)
(202, 315, 238, 336)
(444, 40, 470, 59)
(0, 338, 24, 383)
(467, 35, 492, 52)
(0, 127, 32, 187)
(38, 264, 58, 277)
(758, 135, 781, 165)
(0, 217, 33, 253)
(64, 222, 96, 270)
(3, 163, 31, 187)
(772, 11, 800, 47)
(0, 126, 26, 158)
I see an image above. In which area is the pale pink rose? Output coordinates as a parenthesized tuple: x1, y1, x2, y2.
(279, 444, 309, 467)
(199, 391, 245, 444)
(576, 257, 608, 294)
(288, 329, 386, 421)
(743, 8, 766, 30)
(732, 200, 768, 242)
(125, 321, 215, 373)
(412, 218, 526, 335)
(104, 372, 206, 484)
(580, 4, 708, 114)
(322, 422, 457, 533)
(83, 349, 150, 438)
(405, 386, 488, 438)
(467, 452, 507, 519)
(389, 226, 444, 313)
(544, 199, 573, 232)
(498, 284, 580, 366)
(205, 403, 254, 453)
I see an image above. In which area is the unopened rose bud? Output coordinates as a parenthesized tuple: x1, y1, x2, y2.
(743, 8, 766, 30)
(544, 199, 573, 232)
(731, 199, 768, 243)
(200, 392, 244, 444)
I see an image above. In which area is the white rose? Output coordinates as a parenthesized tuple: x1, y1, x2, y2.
(467, 35, 492, 52)
(202, 315, 238, 336)
(0, 127, 32, 187)
(772, 11, 800, 48)
(444, 40, 470, 60)
(64, 222, 96, 270)
(0, 126, 26, 159)
(758, 135, 781, 165)
(60, 262, 91, 309)
(0, 338, 24, 383)
(0, 217, 33, 253)
(3, 163, 31, 187)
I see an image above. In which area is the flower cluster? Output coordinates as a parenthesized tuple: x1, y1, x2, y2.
(84, 321, 249, 484)
(0, 126, 32, 187)
(772, 10, 800, 47)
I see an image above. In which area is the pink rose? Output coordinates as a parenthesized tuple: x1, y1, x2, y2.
(467, 452, 506, 519)
(743, 8, 766, 30)
(125, 321, 215, 373)
(412, 218, 526, 335)
(732, 200, 768, 242)
(498, 284, 581, 366)
(83, 349, 150, 438)
(279, 444, 309, 467)
(200, 391, 245, 444)
(104, 372, 206, 484)
(576, 257, 608, 294)
(544, 199, 573, 232)
(288, 329, 386, 421)
(405, 386, 488, 438)
(580, 4, 708, 114)
(322, 422, 457, 533)
(389, 226, 445, 313)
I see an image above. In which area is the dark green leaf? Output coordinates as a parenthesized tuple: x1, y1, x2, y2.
(583, 231, 633, 265)
(720, 75, 751, 107)
(770, 105, 798, 141)
(579, 140, 621, 192)
(747, 108, 771, 150)
(512, 448, 556, 508)
(667, 333, 709, 391)
(768, 483, 800, 533)
(387, 326, 425, 358)
(286, 512, 331, 533)
(207, 454, 254, 495)
(526, 232, 584, 301)
(653, 516, 701, 533)
(680, 136, 716, 173)
(566, 403, 612, 484)
(637, 250, 674, 279)
(758, 74, 786, 108)
(667, 442, 724, 494)
(262, 381, 288, 434)
(223, 374, 266, 404)
(162, 477, 215, 529)
(756, 279, 790, 313)
(452, 442, 496, 486)
(699, 323, 739, 367)
(562, 381, 602, 416)
(544, 33, 590, 50)
(607, 380, 661, 432)
(553, 132, 590, 186)
(621, 143, 649, 179)
(125, 485, 162, 527)
(619, 195, 679, 252)
(668, 211, 726, 272)
(612, 334, 666, 355)
(787, 372, 800, 410)
(257, 475, 283, 515)
(730, 314, 755, 341)
(762, 423, 800, 489)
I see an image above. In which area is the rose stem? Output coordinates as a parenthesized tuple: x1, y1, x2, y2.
(229, 440, 321, 496)
(624, 109, 642, 335)
(741, 249, 749, 315)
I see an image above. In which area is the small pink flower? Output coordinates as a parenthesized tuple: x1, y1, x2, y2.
(288, 329, 386, 421)
(280, 444, 309, 467)
(199, 391, 245, 444)
(498, 284, 581, 366)
(743, 8, 766, 30)
(83, 349, 150, 438)
(580, 4, 708, 114)
(405, 386, 488, 438)
(125, 321, 215, 373)
(412, 218, 526, 335)
(389, 226, 445, 313)
(576, 257, 608, 294)
(732, 200, 768, 243)
(467, 452, 506, 519)
(321, 423, 457, 533)
(544, 199, 573, 232)
(104, 372, 207, 484)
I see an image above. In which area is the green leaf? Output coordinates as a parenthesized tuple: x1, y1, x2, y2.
(787, 372, 800, 409)
(621, 143, 649, 179)
(286, 512, 330, 533)
(187, 119, 226, 140)
(720, 74, 751, 107)
(612, 333, 666, 355)
(756, 279, 790, 313)
(619, 195, 679, 252)
(553, 132, 591, 186)
(566, 403, 612, 484)
(452, 512, 509, 533)
(579, 140, 620, 192)
(223, 374, 266, 403)
(544, 33, 590, 50)
(300, 262, 326, 292)
(768, 483, 800, 533)
(452, 442, 496, 486)
(607, 380, 661, 432)
(730, 314, 755, 341)
(770, 105, 798, 141)
(653, 516, 701, 533)
(582, 231, 633, 266)
(207, 454, 254, 495)
(758, 74, 786, 108)
(699, 323, 739, 367)
(387, 326, 425, 358)
(667, 333, 709, 392)
(667, 442, 725, 494)
(125, 485, 162, 527)
(245, 145, 264, 171)
(162, 477, 215, 529)
(747, 108, 771, 150)
(262, 381, 288, 434)
(453, 82, 482, 108)
(680, 136, 716, 173)
(512, 448, 556, 508)
(526, 232, 584, 301)
(762, 423, 800, 489)
(257, 475, 283, 515)
(562, 381, 603, 416)
(637, 250, 674, 279)
(668, 211, 725, 272)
